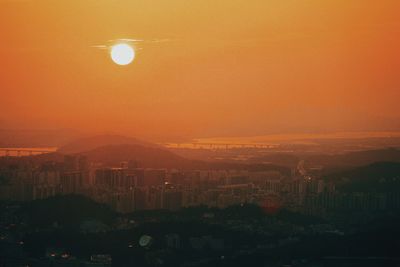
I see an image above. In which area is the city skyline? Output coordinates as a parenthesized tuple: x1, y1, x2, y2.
(1, 1, 400, 266)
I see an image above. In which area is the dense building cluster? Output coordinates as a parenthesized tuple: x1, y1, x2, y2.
(1, 155, 400, 216)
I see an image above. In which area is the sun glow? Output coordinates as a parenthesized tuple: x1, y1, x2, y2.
(110, 43, 135, 65)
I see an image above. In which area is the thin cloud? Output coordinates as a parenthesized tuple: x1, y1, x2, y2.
(116, 38, 144, 42)
(91, 38, 172, 51)
(148, 38, 171, 43)
(90, 45, 108, 50)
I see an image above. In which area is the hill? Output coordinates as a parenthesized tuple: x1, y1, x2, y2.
(0, 143, 290, 174)
(21, 194, 116, 227)
(82, 144, 189, 168)
(326, 161, 400, 192)
(57, 134, 157, 154)
(82, 144, 291, 173)
(306, 148, 400, 168)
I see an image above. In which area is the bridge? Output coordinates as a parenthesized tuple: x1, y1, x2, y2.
(0, 148, 55, 157)
(162, 143, 277, 150)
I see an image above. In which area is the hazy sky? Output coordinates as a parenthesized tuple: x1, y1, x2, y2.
(1, 0, 399, 141)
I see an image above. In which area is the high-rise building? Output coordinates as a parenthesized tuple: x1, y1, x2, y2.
(95, 168, 132, 189)
(163, 189, 183, 211)
(131, 169, 166, 187)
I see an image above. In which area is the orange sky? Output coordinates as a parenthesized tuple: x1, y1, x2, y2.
(0, 0, 399, 141)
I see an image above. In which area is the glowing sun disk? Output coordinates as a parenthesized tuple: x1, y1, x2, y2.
(110, 44, 135, 65)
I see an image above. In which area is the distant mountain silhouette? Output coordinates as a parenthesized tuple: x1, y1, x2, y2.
(4, 143, 289, 174)
(81, 144, 290, 173)
(82, 144, 189, 168)
(326, 161, 400, 192)
(57, 134, 157, 154)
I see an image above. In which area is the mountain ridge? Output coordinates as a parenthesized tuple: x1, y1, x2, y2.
(57, 134, 158, 154)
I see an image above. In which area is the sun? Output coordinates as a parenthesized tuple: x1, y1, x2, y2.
(110, 43, 135, 65)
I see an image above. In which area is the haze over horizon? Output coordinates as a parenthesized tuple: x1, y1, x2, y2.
(1, 0, 400, 141)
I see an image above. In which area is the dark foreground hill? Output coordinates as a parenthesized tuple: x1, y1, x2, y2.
(306, 148, 400, 168)
(20, 194, 115, 228)
(326, 161, 400, 192)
